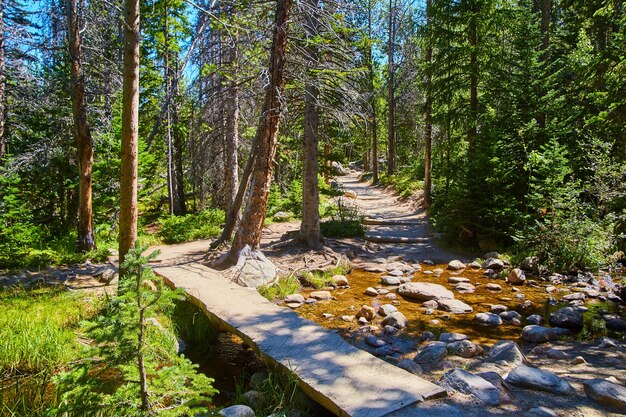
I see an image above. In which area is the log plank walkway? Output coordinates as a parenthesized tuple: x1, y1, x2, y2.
(152, 253, 446, 417)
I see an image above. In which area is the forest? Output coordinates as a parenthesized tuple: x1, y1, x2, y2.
(1, 0, 626, 416)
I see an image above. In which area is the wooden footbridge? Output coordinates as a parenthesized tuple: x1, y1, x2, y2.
(152, 248, 446, 417)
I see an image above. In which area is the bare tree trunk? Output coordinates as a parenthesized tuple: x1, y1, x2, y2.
(225, 0, 293, 262)
(423, 0, 433, 209)
(119, 0, 140, 266)
(537, 0, 551, 129)
(468, 9, 478, 148)
(387, 0, 395, 176)
(367, 1, 379, 184)
(171, 60, 186, 215)
(0, 0, 5, 162)
(67, 0, 96, 252)
(223, 24, 239, 224)
(299, 0, 322, 248)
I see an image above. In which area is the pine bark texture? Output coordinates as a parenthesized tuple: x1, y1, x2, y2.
(227, 0, 293, 259)
(423, 0, 433, 209)
(0, 0, 4, 162)
(67, 0, 96, 252)
(223, 27, 239, 224)
(119, 0, 140, 264)
(368, 1, 378, 184)
(299, 0, 322, 248)
(387, 0, 395, 176)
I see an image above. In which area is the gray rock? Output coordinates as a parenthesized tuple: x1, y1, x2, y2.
(500, 310, 522, 322)
(422, 331, 436, 341)
(398, 282, 454, 301)
(438, 298, 473, 314)
(242, 390, 264, 410)
(525, 407, 558, 417)
(488, 340, 527, 366)
(477, 371, 512, 404)
(549, 307, 583, 330)
(231, 246, 277, 288)
(439, 332, 468, 343)
(475, 312, 503, 326)
(448, 277, 470, 284)
(455, 283, 475, 293)
(341, 315, 354, 322)
(381, 275, 402, 285)
(563, 292, 586, 301)
(607, 318, 626, 333)
(584, 378, 626, 412)
(505, 365, 574, 395)
(364, 287, 379, 296)
(219, 405, 255, 417)
(422, 299, 439, 308)
(273, 211, 291, 222)
(398, 359, 423, 375)
(527, 314, 544, 325)
(484, 251, 501, 259)
(356, 305, 376, 321)
(490, 304, 508, 314)
(469, 261, 481, 269)
(332, 274, 349, 286)
(387, 268, 404, 276)
(546, 348, 569, 359)
(486, 283, 502, 291)
(249, 372, 268, 389)
(414, 341, 448, 366)
(507, 268, 526, 285)
(447, 340, 483, 358)
(309, 291, 332, 300)
(598, 336, 619, 348)
(440, 368, 500, 406)
(384, 325, 399, 335)
(448, 260, 466, 270)
(381, 311, 409, 329)
(378, 304, 398, 317)
(482, 258, 505, 270)
(520, 256, 542, 275)
(365, 335, 386, 348)
(365, 266, 386, 273)
(521, 325, 570, 343)
(284, 294, 305, 304)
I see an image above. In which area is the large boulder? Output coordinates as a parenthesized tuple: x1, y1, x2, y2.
(438, 298, 473, 314)
(488, 340, 527, 366)
(521, 325, 570, 343)
(506, 268, 526, 285)
(356, 305, 376, 321)
(229, 246, 277, 288)
(606, 318, 626, 333)
(520, 256, 542, 275)
(548, 307, 583, 331)
(398, 282, 454, 301)
(414, 341, 448, 366)
(381, 312, 409, 329)
(440, 368, 500, 406)
(448, 260, 466, 270)
(475, 312, 503, 326)
(583, 378, 626, 412)
(378, 304, 398, 317)
(482, 258, 505, 271)
(505, 365, 574, 395)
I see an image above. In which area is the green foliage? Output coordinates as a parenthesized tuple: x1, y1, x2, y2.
(51, 247, 217, 416)
(320, 198, 365, 238)
(172, 301, 219, 349)
(299, 266, 349, 289)
(159, 209, 225, 244)
(378, 166, 424, 199)
(258, 276, 300, 301)
(236, 370, 312, 417)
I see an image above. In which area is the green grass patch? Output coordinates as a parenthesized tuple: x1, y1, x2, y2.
(320, 219, 365, 238)
(299, 266, 348, 289)
(159, 209, 225, 244)
(258, 276, 299, 301)
(172, 300, 219, 349)
(379, 173, 423, 199)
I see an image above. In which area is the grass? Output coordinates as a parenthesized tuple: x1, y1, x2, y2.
(158, 209, 225, 244)
(172, 300, 220, 350)
(379, 173, 423, 199)
(258, 276, 300, 301)
(299, 265, 349, 289)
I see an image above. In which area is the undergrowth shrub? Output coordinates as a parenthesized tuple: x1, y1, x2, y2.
(159, 209, 225, 244)
(320, 198, 364, 238)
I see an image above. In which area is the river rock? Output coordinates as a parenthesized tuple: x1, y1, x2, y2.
(505, 365, 574, 395)
(423, 300, 439, 308)
(440, 368, 500, 406)
(377, 288, 389, 295)
(341, 315, 354, 322)
(364, 287, 378, 296)
(447, 340, 483, 358)
(506, 268, 526, 285)
(432, 268, 444, 275)
(398, 359, 423, 375)
(438, 298, 473, 314)
(448, 277, 470, 284)
(382, 311, 408, 329)
(439, 332, 468, 343)
(486, 283, 502, 291)
(584, 378, 626, 412)
(365, 266, 386, 273)
(490, 304, 508, 314)
(414, 341, 448, 366)
(563, 292, 586, 301)
(521, 325, 570, 343)
(488, 340, 527, 366)
(549, 307, 583, 330)
(482, 258, 505, 270)
(500, 310, 522, 322)
(378, 304, 398, 317)
(284, 294, 305, 304)
(242, 390, 264, 410)
(332, 274, 349, 286)
(520, 256, 542, 275)
(527, 314, 543, 325)
(469, 261, 481, 269)
(448, 260, 466, 270)
(381, 276, 402, 285)
(606, 318, 626, 333)
(455, 283, 475, 293)
(231, 246, 277, 288)
(356, 305, 376, 321)
(387, 269, 404, 277)
(365, 335, 387, 348)
(219, 405, 255, 417)
(525, 407, 558, 417)
(598, 336, 619, 348)
(398, 282, 454, 301)
(310, 291, 332, 300)
(475, 312, 503, 326)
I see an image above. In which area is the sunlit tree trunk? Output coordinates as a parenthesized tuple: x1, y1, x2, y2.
(67, 0, 96, 252)
(368, 0, 379, 183)
(0, 0, 5, 162)
(119, 0, 140, 266)
(423, 0, 433, 208)
(223, 22, 239, 227)
(387, 0, 396, 176)
(226, 0, 293, 262)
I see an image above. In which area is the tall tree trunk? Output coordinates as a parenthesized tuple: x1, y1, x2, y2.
(423, 0, 433, 209)
(67, 0, 96, 252)
(171, 59, 186, 215)
(0, 0, 5, 162)
(468, 9, 478, 148)
(537, 0, 551, 129)
(119, 0, 140, 266)
(387, 0, 395, 176)
(226, 0, 293, 262)
(299, 0, 322, 248)
(223, 22, 239, 226)
(368, 1, 379, 184)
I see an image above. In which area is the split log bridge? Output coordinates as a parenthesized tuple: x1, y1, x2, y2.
(153, 259, 446, 417)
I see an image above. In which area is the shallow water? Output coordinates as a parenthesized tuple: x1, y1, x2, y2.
(297, 265, 624, 345)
